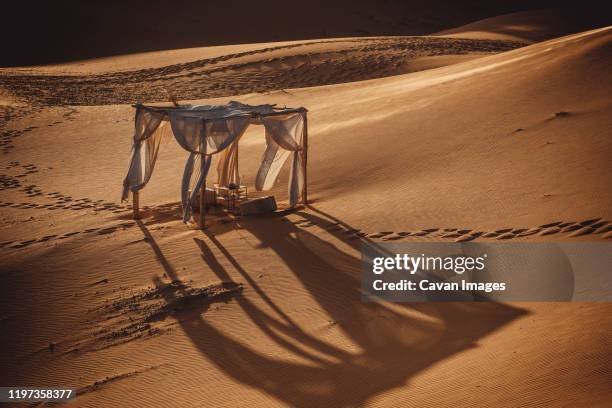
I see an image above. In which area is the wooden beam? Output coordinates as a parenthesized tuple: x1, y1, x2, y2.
(199, 181, 206, 229)
(133, 191, 140, 219)
(134, 104, 307, 118)
(302, 112, 308, 205)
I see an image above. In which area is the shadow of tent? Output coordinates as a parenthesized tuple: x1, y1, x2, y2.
(127, 201, 237, 232)
(147, 208, 527, 407)
(116, 201, 184, 224)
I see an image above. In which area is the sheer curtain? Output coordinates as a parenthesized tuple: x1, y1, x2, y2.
(122, 106, 305, 222)
(256, 112, 305, 207)
(170, 113, 250, 221)
(216, 141, 241, 187)
(121, 108, 166, 201)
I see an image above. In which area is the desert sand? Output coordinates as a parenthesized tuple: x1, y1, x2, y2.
(0, 9, 611, 408)
(435, 9, 595, 42)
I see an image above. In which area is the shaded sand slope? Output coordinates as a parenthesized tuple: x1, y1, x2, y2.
(6, 0, 601, 67)
(0, 27, 611, 408)
(435, 9, 608, 42)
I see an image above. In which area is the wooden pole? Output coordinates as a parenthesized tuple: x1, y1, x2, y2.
(301, 111, 308, 205)
(133, 191, 140, 219)
(199, 118, 206, 230)
(235, 143, 239, 186)
(199, 180, 206, 229)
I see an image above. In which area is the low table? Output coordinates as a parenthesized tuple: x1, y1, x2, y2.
(214, 184, 248, 211)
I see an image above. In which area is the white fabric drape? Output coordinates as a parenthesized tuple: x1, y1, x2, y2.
(180, 152, 212, 222)
(121, 109, 166, 201)
(170, 113, 250, 221)
(256, 112, 305, 207)
(169, 114, 206, 152)
(121, 104, 306, 223)
(216, 142, 241, 187)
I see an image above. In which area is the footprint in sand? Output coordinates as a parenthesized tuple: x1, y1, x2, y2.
(579, 218, 601, 226)
(0, 174, 21, 189)
(382, 233, 405, 241)
(367, 232, 393, 238)
(539, 226, 561, 236)
(594, 223, 611, 234)
(589, 220, 608, 229)
(552, 111, 571, 118)
(517, 228, 541, 237)
(561, 224, 582, 233)
(568, 227, 597, 237)
(97, 227, 119, 235)
(455, 233, 481, 242)
(345, 229, 367, 240)
(39, 235, 58, 242)
(12, 239, 37, 248)
(413, 229, 441, 236)
(465, 231, 483, 240)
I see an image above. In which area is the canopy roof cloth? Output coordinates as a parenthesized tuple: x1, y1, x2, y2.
(121, 101, 308, 222)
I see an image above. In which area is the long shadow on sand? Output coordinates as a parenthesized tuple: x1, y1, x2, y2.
(145, 206, 527, 407)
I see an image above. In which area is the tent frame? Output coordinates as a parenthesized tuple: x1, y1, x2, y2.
(128, 103, 308, 229)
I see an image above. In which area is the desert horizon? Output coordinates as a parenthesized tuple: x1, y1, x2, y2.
(0, 2, 611, 407)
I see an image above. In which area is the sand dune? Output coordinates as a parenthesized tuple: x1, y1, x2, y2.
(8, 1, 605, 67)
(0, 37, 521, 106)
(435, 9, 602, 42)
(0, 11, 611, 408)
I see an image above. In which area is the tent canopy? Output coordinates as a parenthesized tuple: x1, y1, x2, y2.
(135, 101, 305, 120)
(121, 101, 308, 223)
